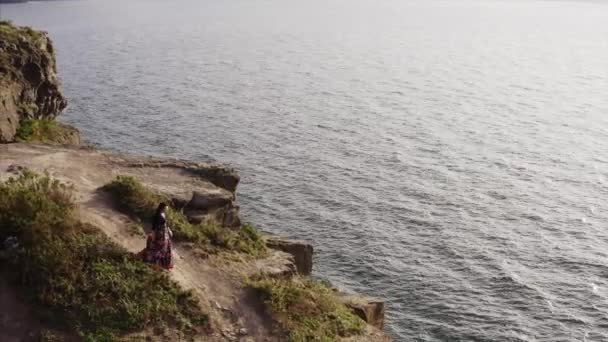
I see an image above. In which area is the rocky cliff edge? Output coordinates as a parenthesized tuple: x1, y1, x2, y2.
(0, 21, 68, 142)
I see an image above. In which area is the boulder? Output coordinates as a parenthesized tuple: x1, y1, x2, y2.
(185, 205, 242, 229)
(187, 189, 233, 210)
(265, 236, 313, 275)
(339, 295, 385, 330)
(185, 165, 240, 193)
(183, 189, 241, 228)
(252, 250, 297, 278)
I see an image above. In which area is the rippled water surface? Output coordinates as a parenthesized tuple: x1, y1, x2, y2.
(5, 0, 608, 340)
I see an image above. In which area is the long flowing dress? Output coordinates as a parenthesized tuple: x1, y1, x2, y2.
(140, 212, 173, 270)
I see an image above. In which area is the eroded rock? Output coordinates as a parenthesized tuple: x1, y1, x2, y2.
(187, 189, 233, 210)
(339, 295, 385, 330)
(0, 23, 68, 142)
(184, 189, 241, 228)
(265, 236, 313, 275)
(252, 250, 297, 278)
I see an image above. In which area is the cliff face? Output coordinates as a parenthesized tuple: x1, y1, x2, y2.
(0, 22, 67, 142)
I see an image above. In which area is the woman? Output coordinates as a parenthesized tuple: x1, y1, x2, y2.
(141, 202, 173, 270)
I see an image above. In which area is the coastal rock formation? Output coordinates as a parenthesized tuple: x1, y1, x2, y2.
(114, 157, 242, 228)
(253, 250, 298, 278)
(184, 190, 241, 228)
(340, 295, 386, 330)
(265, 236, 314, 275)
(0, 143, 389, 340)
(0, 22, 67, 142)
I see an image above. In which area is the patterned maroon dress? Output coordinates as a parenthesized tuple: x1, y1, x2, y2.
(140, 212, 173, 270)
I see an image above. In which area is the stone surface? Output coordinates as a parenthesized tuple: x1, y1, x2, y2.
(186, 165, 240, 193)
(184, 189, 241, 228)
(118, 158, 240, 193)
(265, 236, 313, 275)
(0, 22, 68, 142)
(339, 295, 385, 330)
(252, 250, 297, 278)
(187, 189, 234, 210)
(115, 157, 242, 228)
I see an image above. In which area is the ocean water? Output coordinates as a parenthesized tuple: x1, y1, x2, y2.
(4, 0, 608, 340)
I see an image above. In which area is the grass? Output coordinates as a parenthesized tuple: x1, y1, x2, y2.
(248, 276, 365, 341)
(14, 119, 79, 144)
(102, 175, 267, 257)
(0, 171, 207, 339)
(0, 20, 44, 45)
(0, 21, 46, 81)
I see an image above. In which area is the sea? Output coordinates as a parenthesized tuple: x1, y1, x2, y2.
(3, 0, 608, 340)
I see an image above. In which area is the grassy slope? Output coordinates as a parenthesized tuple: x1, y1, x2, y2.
(0, 171, 207, 340)
(248, 276, 365, 341)
(15, 119, 79, 144)
(102, 175, 267, 257)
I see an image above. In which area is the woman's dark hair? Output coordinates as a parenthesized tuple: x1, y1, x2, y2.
(155, 202, 167, 216)
(153, 202, 168, 230)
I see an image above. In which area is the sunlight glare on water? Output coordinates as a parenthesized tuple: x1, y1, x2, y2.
(5, 0, 608, 339)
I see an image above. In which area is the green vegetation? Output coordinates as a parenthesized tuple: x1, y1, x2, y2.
(15, 119, 80, 144)
(248, 276, 365, 341)
(0, 21, 45, 79)
(0, 171, 207, 340)
(0, 20, 44, 44)
(102, 175, 267, 257)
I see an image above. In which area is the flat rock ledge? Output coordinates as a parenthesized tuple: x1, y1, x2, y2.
(264, 235, 313, 275)
(263, 235, 388, 335)
(0, 143, 242, 230)
(338, 294, 386, 330)
(0, 143, 390, 340)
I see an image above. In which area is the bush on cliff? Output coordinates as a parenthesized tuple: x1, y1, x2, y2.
(0, 20, 43, 47)
(0, 171, 207, 340)
(15, 119, 80, 145)
(248, 276, 365, 341)
(102, 175, 267, 257)
(0, 21, 45, 79)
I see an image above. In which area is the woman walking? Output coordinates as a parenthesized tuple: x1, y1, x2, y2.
(141, 202, 173, 270)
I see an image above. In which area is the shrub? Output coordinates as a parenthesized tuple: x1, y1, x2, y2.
(248, 276, 365, 341)
(200, 222, 267, 257)
(0, 169, 74, 241)
(0, 21, 43, 43)
(0, 172, 207, 339)
(101, 175, 158, 221)
(15, 119, 79, 145)
(102, 175, 207, 243)
(102, 175, 267, 256)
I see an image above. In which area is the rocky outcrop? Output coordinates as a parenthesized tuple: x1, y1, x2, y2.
(182, 189, 239, 228)
(118, 158, 240, 194)
(265, 236, 314, 275)
(117, 157, 242, 228)
(184, 166, 240, 193)
(339, 295, 385, 330)
(0, 22, 67, 142)
(252, 250, 298, 278)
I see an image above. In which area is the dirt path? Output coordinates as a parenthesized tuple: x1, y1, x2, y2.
(0, 143, 280, 342)
(79, 192, 278, 342)
(0, 143, 387, 342)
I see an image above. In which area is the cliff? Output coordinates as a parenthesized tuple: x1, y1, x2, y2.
(0, 21, 68, 142)
(0, 23, 389, 341)
(0, 144, 389, 341)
